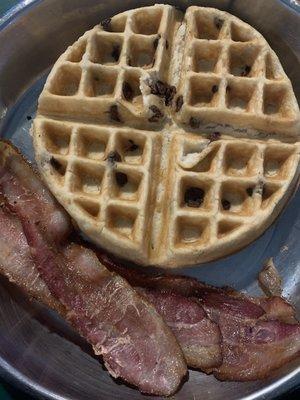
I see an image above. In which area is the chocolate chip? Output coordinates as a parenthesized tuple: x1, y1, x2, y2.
(208, 132, 221, 142)
(241, 65, 251, 77)
(165, 85, 176, 106)
(226, 86, 231, 93)
(221, 199, 231, 210)
(147, 79, 176, 105)
(214, 17, 224, 30)
(156, 81, 167, 96)
(148, 79, 166, 96)
(94, 76, 100, 82)
(26, 115, 32, 121)
(127, 57, 132, 66)
(115, 172, 128, 187)
(127, 139, 139, 152)
(107, 105, 121, 123)
(189, 117, 200, 129)
(101, 18, 112, 32)
(166, 40, 169, 50)
(148, 105, 163, 122)
(106, 151, 121, 164)
(122, 81, 134, 101)
(184, 187, 205, 208)
(246, 187, 253, 196)
(50, 157, 64, 174)
(212, 85, 218, 93)
(175, 95, 184, 112)
(111, 45, 120, 62)
(153, 34, 161, 50)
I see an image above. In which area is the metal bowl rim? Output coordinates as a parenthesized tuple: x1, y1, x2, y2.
(280, 0, 300, 12)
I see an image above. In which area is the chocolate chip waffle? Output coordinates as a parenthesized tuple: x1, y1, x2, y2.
(33, 5, 300, 267)
(171, 6, 300, 136)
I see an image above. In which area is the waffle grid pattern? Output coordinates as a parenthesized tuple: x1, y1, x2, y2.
(165, 134, 298, 264)
(34, 5, 300, 267)
(39, 5, 177, 129)
(175, 7, 299, 134)
(36, 118, 160, 257)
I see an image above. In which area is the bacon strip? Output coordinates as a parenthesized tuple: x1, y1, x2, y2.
(258, 258, 282, 297)
(0, 143, 71, 244)
(97, 252, 300, 381)
(0, 199, 63, 313)
(214, 315, 300, 380)
(137, 287, 222, 370)
(0, 142, 187, 396)
(0, 140, 299, 386)
(97, 252, 222, 370)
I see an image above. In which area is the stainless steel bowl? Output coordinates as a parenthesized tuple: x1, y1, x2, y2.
(0, 1, 299, 399)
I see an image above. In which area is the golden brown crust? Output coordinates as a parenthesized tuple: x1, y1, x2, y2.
(33, 5, 300, 268)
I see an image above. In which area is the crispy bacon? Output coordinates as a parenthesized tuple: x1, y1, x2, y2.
(259, 296, 297, 324)
(0, 142, 187, 396)
(192, 283, 300, 380)
(0, 145, 71, 244)
(0, 198, 63, 313)
(137, 287, 222, 370)
(97, 251, 300, 381)
(258, 258, 282, 297)
(0, 140, 299, 387)
(214, 315, 300, 380)
(97, 252, 222, 370)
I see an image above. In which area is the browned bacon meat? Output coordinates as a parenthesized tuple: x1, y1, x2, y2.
(137, 287, 222, 370)
(0, 142, 187, 396)
(193, 285, 300, 380)
(258, 258, 282, 297)
(0, 198, 63, 313)
(97, 251, 208, 296)
(259, 296, 296, 324)
(97, 252, 222, 370)
(97, 252, 300, 381)
(1, 140, 299, 387)
(0, 143, 71, 243)
(214, 314, 300, 380)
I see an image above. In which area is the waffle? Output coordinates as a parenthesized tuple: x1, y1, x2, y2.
(36, 5, 182, 130)
(33, 5, 300, 268)
(171, 6, 300, 136)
